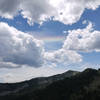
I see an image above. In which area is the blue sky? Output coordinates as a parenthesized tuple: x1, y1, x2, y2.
(0, 7, 100, 64)
(0, 0, 100, 83)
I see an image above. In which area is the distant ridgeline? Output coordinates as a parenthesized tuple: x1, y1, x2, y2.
(0, 68, 100, 100)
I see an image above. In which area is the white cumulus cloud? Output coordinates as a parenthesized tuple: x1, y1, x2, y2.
(0, 0, 100, 25)
(44, 49, 82, 64)
(0, 0, 20, 18)
(0, 22, 83, 68)
(0, 22, 44, 68)
(63, 21, 100, 52)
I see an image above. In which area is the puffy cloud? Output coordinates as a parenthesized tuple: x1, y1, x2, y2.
(16, 0, 100, 25)
(0, 22, 44, 68)
(0, 0, 20, 18)
(0, 22, 83, 69)
(0, 0, 100, 25)
(51, 0, 100, 24)
(20, 0, 55, 25)
(63, 21, 100, 52)
(44, 49, 82, 65)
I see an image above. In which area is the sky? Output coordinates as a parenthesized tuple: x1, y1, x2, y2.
(0, 0, 100, 83)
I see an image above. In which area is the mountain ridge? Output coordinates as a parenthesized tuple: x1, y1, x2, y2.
(0, 68, 100, 100)
(0, 70, 78, 96)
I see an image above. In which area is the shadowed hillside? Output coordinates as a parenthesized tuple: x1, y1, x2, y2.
(0, 68, 100, 100)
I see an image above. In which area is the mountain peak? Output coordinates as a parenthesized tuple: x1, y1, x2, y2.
(83, 68, 98, 73)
